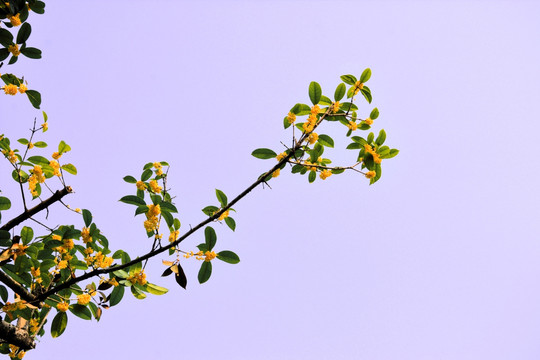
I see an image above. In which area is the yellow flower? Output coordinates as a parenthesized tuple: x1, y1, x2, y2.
(153, 162, 162, 169)
(57, 260, 68, 269)
(149, 180, 162, 193)
(27, 142, 34, 149)
(365, 170, 376, 179)
(7, 44, 20, 56)
(52, 151, 61, 159)
(286, 112, 296, 124)
(302, 121, 315, 133)
(75, 208, 81, 213)
(169, 230, 180, 243)
(50, 160, 61, 176)
(347, 121, 358, 131)
(5, 150, 17, 163)
(3, 84, 17, 95)
(364, 117, 373, 126)
(147, 204, 161, 217)
(156, 168, 163, 176)
(276, 152, 287, 162)
(218, 209, 229, 221)
(332, 101, 340, 113)
(57, 302, 69, 312)
(84, 247, 94, 255)
(353, 81, 364, 95)
(77, 294, 91, 306)
(63, 238, 74, 250)
(271, 168, 280, 178)
(144, 218, 158, 232)
(136, 180, 147, 190)
(127, 271, 147, 286)
(6, 13, 21, 26)
(42, 123, 48, 131)
(308, 132, 318, 145)
(30, 267, 40, 277)
(310, 105, 320, 114)
(81, 227, 92, 243)
(319, 169, 332, 180)
(52, 234, 62, 241)
(108, 278, 119, 287)
(204, 251, 217, 262)
(18, 84, 27, 94)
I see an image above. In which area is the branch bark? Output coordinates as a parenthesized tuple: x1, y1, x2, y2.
(0, 320, 35, 350)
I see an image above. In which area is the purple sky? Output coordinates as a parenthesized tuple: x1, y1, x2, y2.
(2, 1, 540, 359)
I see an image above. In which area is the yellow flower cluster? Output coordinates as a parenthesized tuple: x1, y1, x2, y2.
(364, 117, 373, 126)
(85, 251, 113, 269)
(127, 270, 147, 286)
(218, 209, 229, 221)
(50, 160, 61, 176)
(364, 144, 382, 164)
(77, 293, 92, 306)
(276, 152, 287, 162)
(42, 122, 48, 131)
(303, 113, 317, 133)
(81, 227, 92, 243)
(353, 80, 364, 95)
(144, 204, 161, 232)
(2, 301, 26, 313)
(29, 318, 39, 334)
(332, 101, 340, 113)
(347, 120, 358, 131)
(169, 230, 179, 243)
(365, 170, 376, 179)
(185, 251, 218, 262)
(52, 151, 61, 160)
(307, 132, 318, 145)
(8, 344, 25, 359)
(30, 267, 42, 284)
(18, 84, 27, 94)
(10, 243, 28, 260)
(271, 168, 280, 178)
(57, 301, 69, 312)
(6, 13, 21, 26)
(2, 84, 17, 95)
(2, 149, 17, 163)
(57, 260, 68, 269)
(154, 162, 163, 176)
(149, 179, 162, 193)
(28, 165, 45, 197)
(8, 44, 20, 56)
(303, 160, 318, 172)
(320, 169, 332, 180)
(136, 180, 146, 191)
(311, 105, 320, 114)
(286, 112, 296, 124)
(204, 251, 217, 262)
(27, 142, 34, 149)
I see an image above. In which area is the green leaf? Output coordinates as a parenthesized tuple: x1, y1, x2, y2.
(20, 47, 41, 59)
(198, 261, 212, 284)
(16, 22, 31, 44)
(224, 217, 236, 231)
(0, 285, 8, 302)
(319, 95, 332, 105)
(130, 285, 146, 300)
(58, 140, 71, 154)
(173, 218, 181, 231)
(69, 304, 92, 320)
(61, 164, 77, 175)
(50, 311, 68, 338)
(205, 226, 217, 250)
(346, 143, 362, 150)
(18, 138, 29, 145)
(375, 129, 386, 146)
(25, 89, 41, 109)
(123, 175, 137, 184)
(308, 81, 322, 105)
(370, 107, 379, 120)
(340, 75, 357, 85)
(141, 169, 153, 181)
(360, 87, 372, 104)
(217, 250, 240, 264)
(215, 189, 227, 207)
(161, 211, 173, 228)
(146, 283, 168, 295)
(27, 155, 49, 166)
(20, 226, 33, 245)
(290, 103, 311, 115)
(109, 285, 124, 306)
(119, 195, 146, 206)
(360, 68, 372, 83)
(334, 83, 346, 101)
(159, 202, 178, 213)
(308, 170, 316, 183)
(175, 263, 187, 289)
(82, 209, 92, 227)
(34, 141, 47, 148)
(0, 48, 8, 61)
(0, 196, 11, 211)
(386, 149, 399, 159)
(202, 205, 219, 216)
(317, 134, 334, 148)
(251, 148, 277, 160)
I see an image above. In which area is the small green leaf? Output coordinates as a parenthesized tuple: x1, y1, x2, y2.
(308, 81, 322, 105)
(198, 261, 212, 284)
(334, 83, 346, 101)
(317, 134, 334, 148)
(159, 202, 178, 213)
(69, 304, 92, 320)
(375, 129, 386, 146)
(0, 285, 8, 302)
(370, 107, 379, 120)
(58, 140, 71, 154)
(20, 47, 41, 59)
(290, 103, 311, 115)
(16, 23, 31, 44)
(51, 311, 68, 338)
(217, 250, 240, 264)
(225, 217, 236, 231)
(340, 75, 357, 85)
(119, 195, 146, 206)
(308, 170, 316, 183)
(251, 148, 277, 160)
(360, 87, 372, 104)
(109, 285, 124, 306)
(130, 285, 146, 300)
(319, 95, 332, 105)
(146, 283, 168, 295)
(34, 141, 47, 148)
(215, 189, 227, 207)
(123, 175, 137, 184)
(141, 169, 153, 181)
(82, 209, 92, 227)
(173, 218, 181, 230)
(205, 226, 217, 250)
(27, 156, 49, 166)
(20, 226, 33, 245)
(202, 205, 219, 216)
(0, 196, 11, 211)
(25, 89, 41, 109)
(61, 164, 77, 175)
(359, 68, 372, 83)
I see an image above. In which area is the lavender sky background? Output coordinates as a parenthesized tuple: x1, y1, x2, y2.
(2, 1, 540, 359)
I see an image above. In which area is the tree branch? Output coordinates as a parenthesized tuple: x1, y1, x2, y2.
(0, 270, 37, 304)
(0, 187, 72, 232)
(0, 320, 35, 350)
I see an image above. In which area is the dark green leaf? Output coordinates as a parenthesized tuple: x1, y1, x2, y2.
(69, 304, 92, 320)
(25, 89, 41, 109)
(217, 250, 240, 264)
(16, 23, 31, 44)
(317, 134, 334, 148)
(175, 263, 187, 289)
(0, 196, 11, 210)
(360, 87, 372, 104)
(202, 205, 219, 216)
(20, 47, 41, 59)
(308, 81, 322, 105)
(123, 175, 137, 184)
(119, 195, 146, 206)
(161, 211, 173, 228)
(20, 226, 33, 245)
(224, 217, 236, 231)
(251, 148, 277, 160)
(27, 155, 49, 166)
(82, 209, 92, 227)
(198, 261, 212, 284)
(370, 107, 379, 120)
(0, 285, 7, 302)
(50, 311, 67, 338)
(141, 169, 153, 181)
(159, 202, 178, 213)
(205, 226, 217, 250)
(109, 285, 124, 306)
(308, 170, 316, 183)
(215, 189, 227, 207)
(340, 75, 357, 85)
(334, 83, 346, 101)
(290, 103, 311, 115)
